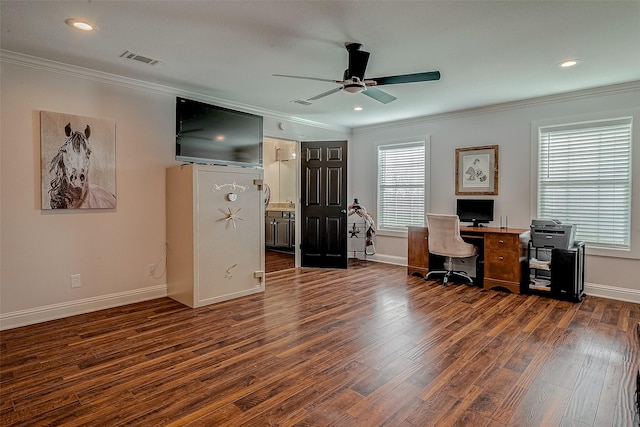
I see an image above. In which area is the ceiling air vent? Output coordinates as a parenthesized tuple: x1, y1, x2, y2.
(291, 99, 312, 106)
(119, 51, 161, 66)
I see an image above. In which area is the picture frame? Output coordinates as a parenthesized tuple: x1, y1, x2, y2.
(40, 111, 116, 210)
(455, 145, 499, 195)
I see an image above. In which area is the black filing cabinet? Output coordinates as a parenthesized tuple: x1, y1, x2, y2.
(527, 241, 585, 302)
(551, 242, 585, 301)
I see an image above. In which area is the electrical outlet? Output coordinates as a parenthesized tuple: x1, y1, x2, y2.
(71, 274, 81, 288)
(148, 264, 155, 276)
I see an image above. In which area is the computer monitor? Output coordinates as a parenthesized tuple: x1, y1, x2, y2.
(456, 199, 494, 227)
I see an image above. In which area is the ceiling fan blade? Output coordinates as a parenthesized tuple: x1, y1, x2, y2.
(307, 86, 343, 101)
(362, 87, 397, 104)
(371, 71, 441, 86)
(273, 74, 341, 84)
(346, 43, 370, 80)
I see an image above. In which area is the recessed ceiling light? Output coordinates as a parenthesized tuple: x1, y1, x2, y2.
(66, 19, 94, 31)
(353, 106, 363, 111)
(559, 59, 580, 68)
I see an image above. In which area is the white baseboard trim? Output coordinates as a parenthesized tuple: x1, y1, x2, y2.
(358, 253, 406, 266)
(584, 282, 640, 304)
(0, 284, 168, 330)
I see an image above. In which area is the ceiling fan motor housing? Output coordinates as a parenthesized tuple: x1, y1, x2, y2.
(346, 44, 370, 81)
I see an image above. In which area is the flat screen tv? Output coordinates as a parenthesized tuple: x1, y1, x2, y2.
(176, 97, 263, 168)
(456, 199, 494, 227)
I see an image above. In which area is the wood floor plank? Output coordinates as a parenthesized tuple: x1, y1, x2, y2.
(404, 386, 459, 427)
(508, 380, 572, 427)
(469, 365, 521, 419)
(303, 388, 363, 425)
(433, 383, 485, 427)
(1, 261, 638, 426)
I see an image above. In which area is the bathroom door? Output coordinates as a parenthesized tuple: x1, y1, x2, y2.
(300, 140, 348, 269)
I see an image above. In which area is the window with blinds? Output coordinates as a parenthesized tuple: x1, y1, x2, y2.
(537, 118, 632, 249)
(378, 142, 426, 231)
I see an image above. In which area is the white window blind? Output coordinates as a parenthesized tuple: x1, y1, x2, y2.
(378, 142, 425, 230)
(538, 118, 632, 249)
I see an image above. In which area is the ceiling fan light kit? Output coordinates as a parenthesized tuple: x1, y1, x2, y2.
(273, 42, 441, 105)
(344, 81, 365, 94)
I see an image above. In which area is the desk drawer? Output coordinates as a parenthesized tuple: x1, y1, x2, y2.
(484, 278, 521, 294)
(485, 251, 520, 281)
(485, 233, 520, 251)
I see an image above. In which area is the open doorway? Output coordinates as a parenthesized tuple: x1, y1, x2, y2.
(263, 137, 297, 272)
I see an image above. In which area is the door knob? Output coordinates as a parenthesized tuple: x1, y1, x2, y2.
(340, 209, 347, 213)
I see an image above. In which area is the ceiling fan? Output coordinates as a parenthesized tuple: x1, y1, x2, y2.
(274, 43, 440, 104)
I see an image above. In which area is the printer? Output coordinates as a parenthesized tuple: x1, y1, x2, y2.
(530, 219, 576, 249)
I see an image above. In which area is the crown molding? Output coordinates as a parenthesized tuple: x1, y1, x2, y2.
(353, 80, 640, 134)
(0, 49, 349, 134)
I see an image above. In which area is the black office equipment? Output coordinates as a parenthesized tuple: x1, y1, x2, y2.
(550, 242, 585, 301)
(456, 199, 494, 227)
(527, 241, 585, 302)
(530, 219, 576, 249)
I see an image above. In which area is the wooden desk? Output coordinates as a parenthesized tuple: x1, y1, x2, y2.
(408, 225, 529, 294)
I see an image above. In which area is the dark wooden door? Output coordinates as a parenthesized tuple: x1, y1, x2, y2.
(300, 140, 348, 268)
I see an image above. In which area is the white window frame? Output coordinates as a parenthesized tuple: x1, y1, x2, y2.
(531, 113, 638, 259)
(376, 137, 430, 236)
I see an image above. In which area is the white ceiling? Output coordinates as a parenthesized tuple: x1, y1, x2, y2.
(2, 1, 639, 129)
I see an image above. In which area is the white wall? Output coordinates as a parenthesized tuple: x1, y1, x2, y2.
(350, 82, 640, 302)
(1, 61, 173, 327)
(0, 55, 348, 329)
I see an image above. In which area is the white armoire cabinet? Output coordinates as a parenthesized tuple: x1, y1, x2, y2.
(166, 164, 265, 308)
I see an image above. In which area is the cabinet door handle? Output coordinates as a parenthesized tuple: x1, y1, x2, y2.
(498, 256, 504, 261)
(499, 240, 504, 244)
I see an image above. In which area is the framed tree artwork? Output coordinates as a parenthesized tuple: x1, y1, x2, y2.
(455, 145, 499, 195)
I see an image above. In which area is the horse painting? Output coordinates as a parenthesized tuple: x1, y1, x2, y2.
(48, 123, 116, 209)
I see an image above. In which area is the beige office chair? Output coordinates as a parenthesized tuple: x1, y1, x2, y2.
(425, 214, 478, 286)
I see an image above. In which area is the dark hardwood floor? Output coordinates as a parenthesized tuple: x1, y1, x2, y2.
(1, 262, 639, 426)
(265, 249, 295, 273)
